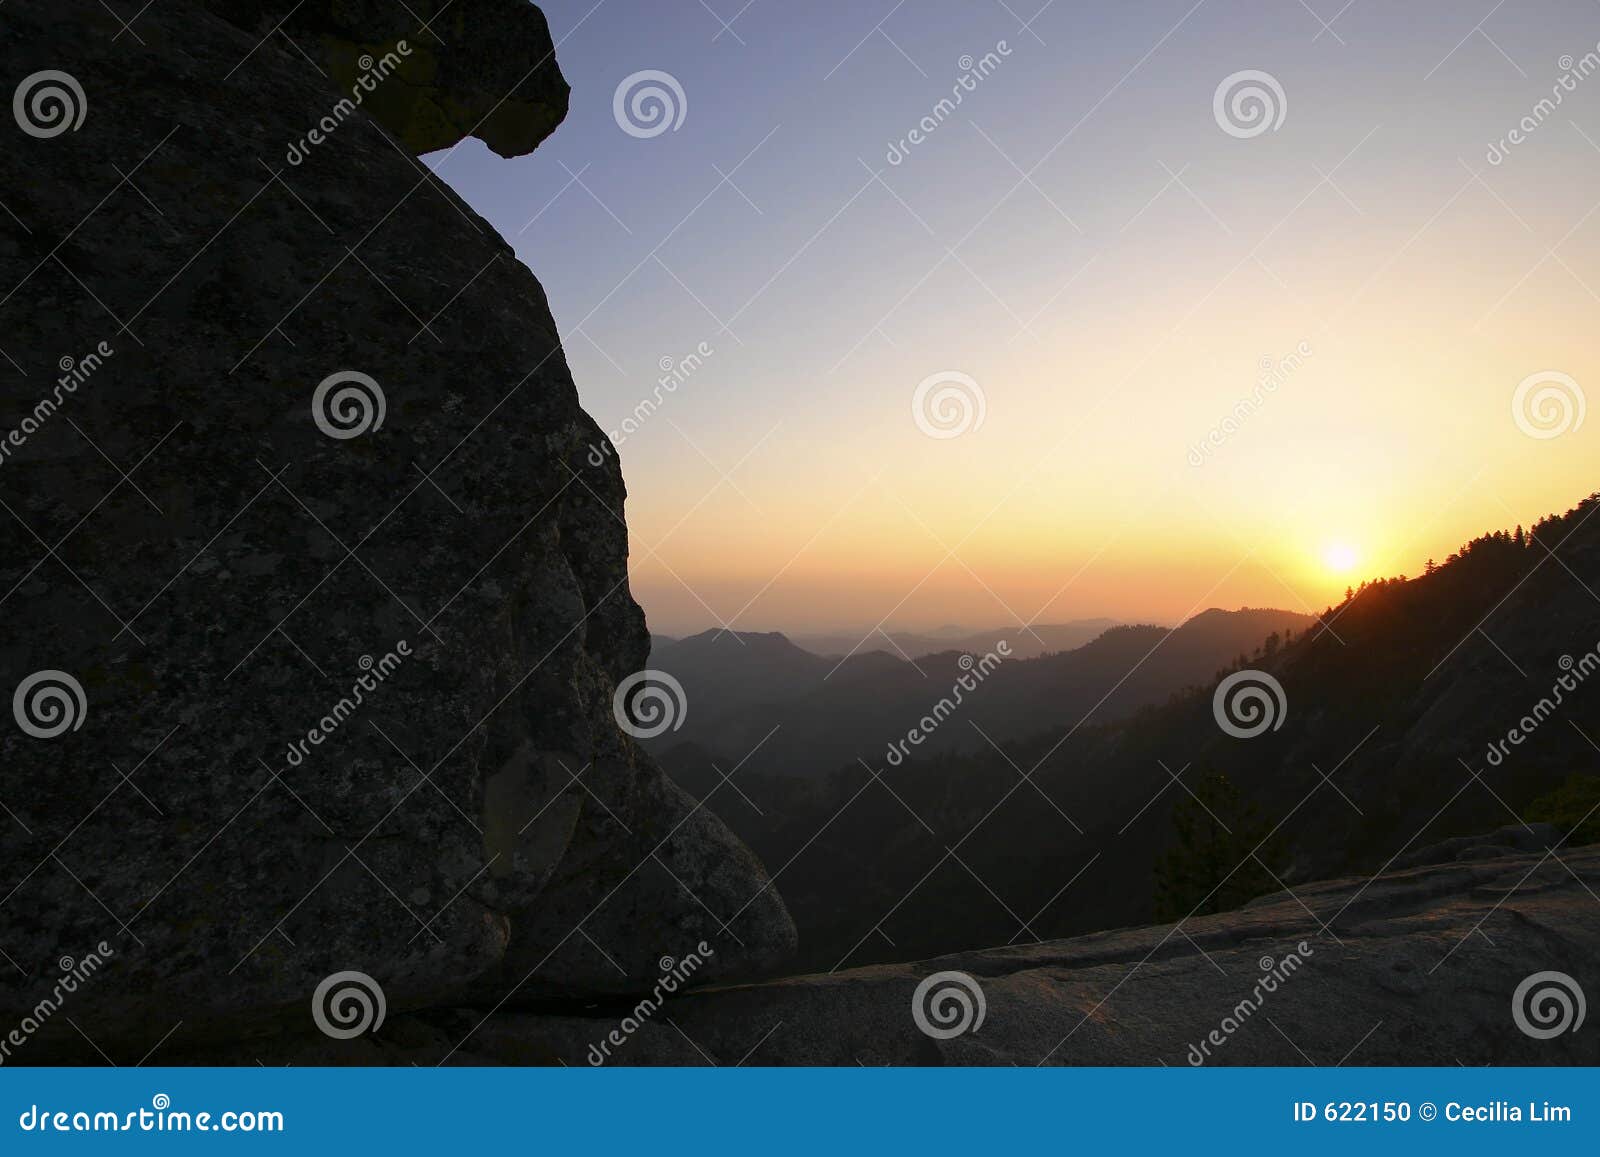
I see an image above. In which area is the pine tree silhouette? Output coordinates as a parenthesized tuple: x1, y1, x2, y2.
(1153, 773, 1287, 921)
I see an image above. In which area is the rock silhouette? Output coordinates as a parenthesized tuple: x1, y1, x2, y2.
(0, 0, 794, 1060)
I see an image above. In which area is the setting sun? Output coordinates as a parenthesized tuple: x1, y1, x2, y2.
(1323, 542, 1361, 575)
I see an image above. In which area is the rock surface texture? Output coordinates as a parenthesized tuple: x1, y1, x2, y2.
(169, 841, 1600, 1065)
(0, 0, 794, 1062)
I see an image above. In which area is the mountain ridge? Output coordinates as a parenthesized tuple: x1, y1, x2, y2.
(658, 490, 1600, 972)
(648, 606, 1317, 780)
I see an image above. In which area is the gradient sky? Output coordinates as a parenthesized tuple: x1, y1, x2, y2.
(432, 0, 1599, 636)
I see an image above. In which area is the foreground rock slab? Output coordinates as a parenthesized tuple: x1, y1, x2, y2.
(165, 842, 1600, 1065)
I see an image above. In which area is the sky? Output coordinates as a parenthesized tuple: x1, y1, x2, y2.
(432, 0, 1600, 636)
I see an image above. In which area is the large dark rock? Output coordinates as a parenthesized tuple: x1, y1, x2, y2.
(0, 0, 793, 1062)
(202, 0, 571, 157)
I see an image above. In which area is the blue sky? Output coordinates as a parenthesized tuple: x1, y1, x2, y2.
(431, 0, 1600, 635)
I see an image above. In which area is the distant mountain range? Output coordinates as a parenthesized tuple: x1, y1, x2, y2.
(647, 618, 1116, 669)
(792, 619, 1119, 661)
(646, 607, 1316, 778)
(654, 490, 1600, 973)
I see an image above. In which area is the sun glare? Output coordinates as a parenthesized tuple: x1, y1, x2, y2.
(1323, 541, 1360, 574)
